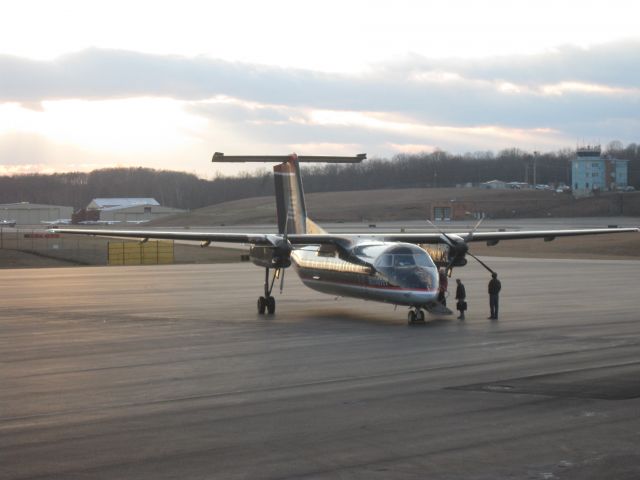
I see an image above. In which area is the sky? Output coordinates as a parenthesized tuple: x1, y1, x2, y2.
(1, 0, 639, 177)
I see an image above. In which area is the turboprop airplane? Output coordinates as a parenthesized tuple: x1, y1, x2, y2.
(54, 153, 639, 324)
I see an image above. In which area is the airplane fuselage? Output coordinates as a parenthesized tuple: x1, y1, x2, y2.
(291, 241, 440, 307)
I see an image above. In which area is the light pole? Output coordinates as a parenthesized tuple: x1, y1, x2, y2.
(433, 151, 439, 188)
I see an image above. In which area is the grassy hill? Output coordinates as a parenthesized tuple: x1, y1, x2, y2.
(150, 188, 640, 227)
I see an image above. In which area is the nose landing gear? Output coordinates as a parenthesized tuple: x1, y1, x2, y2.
(408, 308, 426, 325)
(257, 295, 275, 314)
(257, 267, 280, 315)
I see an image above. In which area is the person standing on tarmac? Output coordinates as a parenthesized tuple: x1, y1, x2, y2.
(455, 278, 467, 320)
(488, 272, 501, 320)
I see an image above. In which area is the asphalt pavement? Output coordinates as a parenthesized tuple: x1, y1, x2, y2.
(2, 257, 640, 479)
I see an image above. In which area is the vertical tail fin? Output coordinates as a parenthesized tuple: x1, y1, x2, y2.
(273, 154, 312, 234)
(212, 152, 366, 235)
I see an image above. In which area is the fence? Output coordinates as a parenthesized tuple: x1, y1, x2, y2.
(108, 240, 174, 265)
(0, 228, 173, 266)
(0, 228, 244, 266)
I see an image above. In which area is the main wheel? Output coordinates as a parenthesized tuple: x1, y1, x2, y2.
(407, 310, 417, 324)
(266, 296, 276, 314)
(257, 296, 267, 314)
(417, 309, 425, 322)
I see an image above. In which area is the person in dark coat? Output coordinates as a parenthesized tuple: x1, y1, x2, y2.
(455, 278, 467, 320)
(488, 272, 501, 319)
(437, 268, 448, 306)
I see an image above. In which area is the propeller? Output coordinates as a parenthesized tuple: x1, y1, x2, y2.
(459, 216, 496, 274)
(426, 220, 467, 267)
(464, 216, 485, 242)
(426, 217, 495, 275)
(279, 267, 285, 294)
(276, 208, 293, 293)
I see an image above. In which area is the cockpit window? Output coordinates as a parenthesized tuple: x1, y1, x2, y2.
(374, 246, 437, 290)
(413, 253, 433, 267)
(377, 254, 393, 267)
(353, 244, 388, 260)
(375, 252, 434, 268)
(394, 254, 415, 267)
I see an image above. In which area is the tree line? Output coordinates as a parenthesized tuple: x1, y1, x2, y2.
(1, 142, 638, 210)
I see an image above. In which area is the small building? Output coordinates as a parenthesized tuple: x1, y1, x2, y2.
(428, 202, 472, 221)
(0, 202, 73, 225)
(98, 204, 186, 222)
(87, 198, 160, 210)
(86, 198, 185, 223)
(571, 146, 629, 196)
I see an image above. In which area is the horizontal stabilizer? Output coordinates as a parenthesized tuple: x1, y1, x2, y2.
(212, 152, 366, 163)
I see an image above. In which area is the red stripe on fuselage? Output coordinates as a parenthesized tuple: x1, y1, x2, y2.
(300, 275, 438, 294)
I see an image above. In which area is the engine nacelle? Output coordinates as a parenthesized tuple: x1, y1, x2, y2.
(249, 245, 292, 269)
(450, 256, 467, 267)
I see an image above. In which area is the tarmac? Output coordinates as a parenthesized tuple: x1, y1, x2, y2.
(2, 256, 640, 479)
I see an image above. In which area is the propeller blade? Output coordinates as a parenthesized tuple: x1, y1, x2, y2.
(274, 206, 293, 263)
(283, 206, 290, 239)
(467, 251, 495, 275)
(465, 215, 485, 241)
(279, 268, 286, 293)
(426, 219, 455, 246)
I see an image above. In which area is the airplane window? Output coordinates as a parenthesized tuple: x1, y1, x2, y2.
(394, 255, 415, 267)
(354, 244, 387, 259)
(413, 253, 433, 267)
(377, 254, 393, 267)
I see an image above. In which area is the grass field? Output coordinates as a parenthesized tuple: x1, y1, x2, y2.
(470, 232, 639, 260)
(151, 188, 640, 226)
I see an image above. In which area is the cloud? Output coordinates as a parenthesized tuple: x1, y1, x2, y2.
(0, 132, 103, 174)
(387, 41, 640, 88)
(2, 42, 639, 105)
(0, 42, 639, 173)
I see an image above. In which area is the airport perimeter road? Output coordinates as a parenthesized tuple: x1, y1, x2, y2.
(2, 258, 640, 479)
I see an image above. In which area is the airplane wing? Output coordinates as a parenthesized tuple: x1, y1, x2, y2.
(52, 228, 374, 251)
(368, 227, 639, 244)
(52, 228, 276, 245)
(53, 226, 638, 247)
(284, 227, 638, 251)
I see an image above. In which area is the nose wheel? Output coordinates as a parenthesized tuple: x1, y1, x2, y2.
(257, 296, 275, 314)
(408, 308, 426, 325)
(257, 267, 279, 315)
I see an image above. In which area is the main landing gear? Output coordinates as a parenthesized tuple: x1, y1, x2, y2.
(257, 267, 280, 315)
(407, 307, 426, 325)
